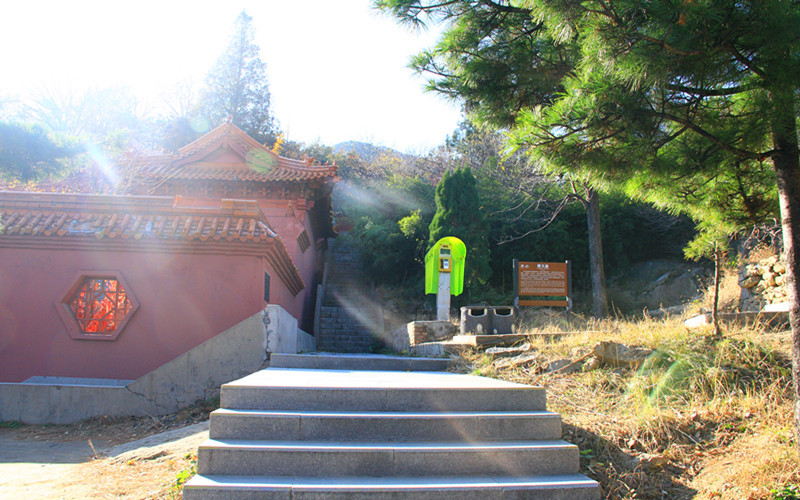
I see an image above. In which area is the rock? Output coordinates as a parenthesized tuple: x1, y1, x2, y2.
(570, 347, 590, 358)
(744, 264, 760, 276)
(773, 262, 786, 274)
(646, 304, 687, 318)
(684, 314, 711, 328)
(593, 341, 654, 369)
(485, 343, 531, 358)
(493, 352, 542, 370)
(547, 358, 580, 373)
(739, 275, 761, 288)
(775, 274, 786, 286)
(583, 357, 601, 371)
(637, 453, 670, 471)
(644, 272, 671, 292)
(626, 260, 679, 282)
(763, 272, 776, 287)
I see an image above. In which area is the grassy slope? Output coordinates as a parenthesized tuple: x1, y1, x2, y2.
(455, 316, 798, 499)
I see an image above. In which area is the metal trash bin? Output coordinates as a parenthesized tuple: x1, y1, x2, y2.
(460, 306, 490, 335)
(490, 307, 517, 334)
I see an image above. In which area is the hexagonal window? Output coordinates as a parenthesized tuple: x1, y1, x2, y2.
(57, 271, 139, 340)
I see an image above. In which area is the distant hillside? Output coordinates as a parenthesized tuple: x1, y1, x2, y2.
(333, 141, 411, 163)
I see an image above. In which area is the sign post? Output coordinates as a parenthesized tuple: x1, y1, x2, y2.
(514, 259, 572, 311)
(425, 237, 467, 321)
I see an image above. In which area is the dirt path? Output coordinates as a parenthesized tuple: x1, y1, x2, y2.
(0, 421, 208, 499)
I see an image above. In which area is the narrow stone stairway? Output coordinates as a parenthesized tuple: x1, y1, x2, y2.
(317, 236, 383, 353)
(183, 354, 600, 499)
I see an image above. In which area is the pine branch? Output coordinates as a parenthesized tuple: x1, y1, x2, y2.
(648, 110, 774, 161)
(665, 83, 750, 97)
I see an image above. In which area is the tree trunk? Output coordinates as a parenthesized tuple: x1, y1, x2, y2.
(584, 187, 609, 318)
(770, 89, 800, 455)
(712, 244, 721, 338)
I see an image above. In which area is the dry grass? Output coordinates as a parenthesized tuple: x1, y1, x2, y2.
(0, 398, 215, 499)
(53, 451, 196, 499)
(696, 267, 743, 313)
(456, 316, 799, 499)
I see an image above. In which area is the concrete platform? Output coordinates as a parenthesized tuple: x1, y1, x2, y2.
(220, 369, 547, 412)
(224, 368, 526, 389)
(270, 353, 451, 371)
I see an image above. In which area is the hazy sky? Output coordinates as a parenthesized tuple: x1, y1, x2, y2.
(0, 0, 462, 153)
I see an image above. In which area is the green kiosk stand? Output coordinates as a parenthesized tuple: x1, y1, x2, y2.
(425, 237, 467, 321)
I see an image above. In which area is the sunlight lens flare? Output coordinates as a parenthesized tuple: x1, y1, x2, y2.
(189, 116, 210, 133)
(84, 142, 119, 187)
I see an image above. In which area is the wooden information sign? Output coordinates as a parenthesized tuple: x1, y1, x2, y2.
(513, 260, 572, 309)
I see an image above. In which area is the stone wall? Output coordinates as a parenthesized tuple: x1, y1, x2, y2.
(739, 255, 787, 311)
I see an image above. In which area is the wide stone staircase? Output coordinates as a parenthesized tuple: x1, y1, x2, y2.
(183, 353, 600, 499)
(317, 237, 383, 353)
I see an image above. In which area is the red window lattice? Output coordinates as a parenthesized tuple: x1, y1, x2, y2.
(68, 278, 134, 334)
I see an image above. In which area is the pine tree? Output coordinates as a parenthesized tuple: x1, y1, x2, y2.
(429, 167, 491, 291)
(0, 122, 77, 181)
(379, 0, 609, 316)
(199, 11, 277, 145)
(501, 0, 800, 450)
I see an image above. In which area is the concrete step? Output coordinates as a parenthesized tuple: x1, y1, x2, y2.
(209, 409, 562, 442)
(316, 336, 375, 344)
(314, 345, 375, 354)
(317, 322, 378, 331)
(196, 439, 578, 477)
(185, 474, 600, 499)
(316, 331, 376, 339)
(315, 337, 378, 349)
(184, 368, 599, 499)
(185, 474, 599, 500)
(315, 342, 375, 351)
(270, 353, 450, 371)
(315, 338, 376, 348)
(219, 369, 547, 412)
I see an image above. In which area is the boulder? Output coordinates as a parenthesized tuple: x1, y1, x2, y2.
(645, 275, 700, 309)
(739, 275, 761, 288)
(593, 341, 654, 369)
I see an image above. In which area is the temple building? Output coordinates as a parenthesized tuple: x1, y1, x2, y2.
(0, 123, 338, 422)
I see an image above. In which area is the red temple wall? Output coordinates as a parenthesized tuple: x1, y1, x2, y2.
(0, 247, 296, 383)
(261, 209, 322, 332)
(165, 196, 323, 328)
